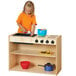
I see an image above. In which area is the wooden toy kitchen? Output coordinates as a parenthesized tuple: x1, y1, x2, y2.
(9, 30, 61, 76)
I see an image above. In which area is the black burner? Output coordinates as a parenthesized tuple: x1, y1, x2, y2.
(13, 33, 37, 37)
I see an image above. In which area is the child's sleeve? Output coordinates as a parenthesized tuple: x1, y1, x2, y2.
(32, 15, 37, 25)
(16, 13, 22, 24)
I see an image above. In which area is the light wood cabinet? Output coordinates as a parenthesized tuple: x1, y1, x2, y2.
(9, 33, 61, 76)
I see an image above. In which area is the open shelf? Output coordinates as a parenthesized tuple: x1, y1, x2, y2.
(10, 43, 56, 58)
(9, 54, 56, 74)
(10, 50, 56, 57)
(10, 64, 56, 75)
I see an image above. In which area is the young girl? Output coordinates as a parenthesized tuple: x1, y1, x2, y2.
(16, 1, 37, 36)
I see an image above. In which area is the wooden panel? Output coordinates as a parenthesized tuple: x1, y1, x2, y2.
(56, 36, 61, 74)
(9, 54, 17, 69)
(9, 42, 17, 69)
(9, 42, 17, 52)
(17, 44, 56, 52)
(9, 36, 34, 43)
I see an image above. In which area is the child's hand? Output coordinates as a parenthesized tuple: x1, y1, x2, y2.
(30, 24, 35, 36)
(30, 32, 34, 36)
(21, 27, 26, 32)
(17, 23, 27, 33)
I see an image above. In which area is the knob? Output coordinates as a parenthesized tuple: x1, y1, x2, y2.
(40, 40, 44, 43)
(35, 39, 38, 43)
(51, 40, 54, 44)
(46, 40, 49, 43)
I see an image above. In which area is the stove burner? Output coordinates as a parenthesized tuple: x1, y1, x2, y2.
(13, 33, 37, 37)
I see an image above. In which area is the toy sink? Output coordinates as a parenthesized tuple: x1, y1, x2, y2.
(13, 33, 37, 37)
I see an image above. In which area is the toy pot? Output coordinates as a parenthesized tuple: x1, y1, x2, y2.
(37, 29, 47, 37)
(20, 61, 30, 69)
(38, 63, 55, 71)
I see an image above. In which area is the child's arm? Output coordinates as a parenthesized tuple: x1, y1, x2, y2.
(31, 24, 36, 36)
(17, 23, 26, 32)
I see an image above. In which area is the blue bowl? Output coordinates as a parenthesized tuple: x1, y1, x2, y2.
(38, 29, 47, 37)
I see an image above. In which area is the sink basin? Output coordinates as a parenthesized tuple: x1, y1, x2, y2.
(13, 33, 37, 37)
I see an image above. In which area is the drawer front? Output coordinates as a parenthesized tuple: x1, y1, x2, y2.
(9, 36, 34, 43)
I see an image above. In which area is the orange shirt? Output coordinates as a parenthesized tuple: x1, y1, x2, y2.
(16, 12, 37, 33)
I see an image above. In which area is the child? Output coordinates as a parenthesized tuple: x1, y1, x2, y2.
(16, 1, 37, 36)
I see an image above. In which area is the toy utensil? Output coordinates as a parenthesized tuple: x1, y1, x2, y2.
(20, 29, 28, 34)
(38, 63, 55, 71)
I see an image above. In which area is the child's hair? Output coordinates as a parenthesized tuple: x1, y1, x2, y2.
(23, 1, 34, 16)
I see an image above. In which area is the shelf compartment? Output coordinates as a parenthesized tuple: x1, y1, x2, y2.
(10, 43, 56, 57)
(10, 64, 56, 75)
(10, 50, 56, 57)
(9, 53, 56, 74)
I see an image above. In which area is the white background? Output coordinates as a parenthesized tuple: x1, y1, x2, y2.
(0, 0, 76, 76)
